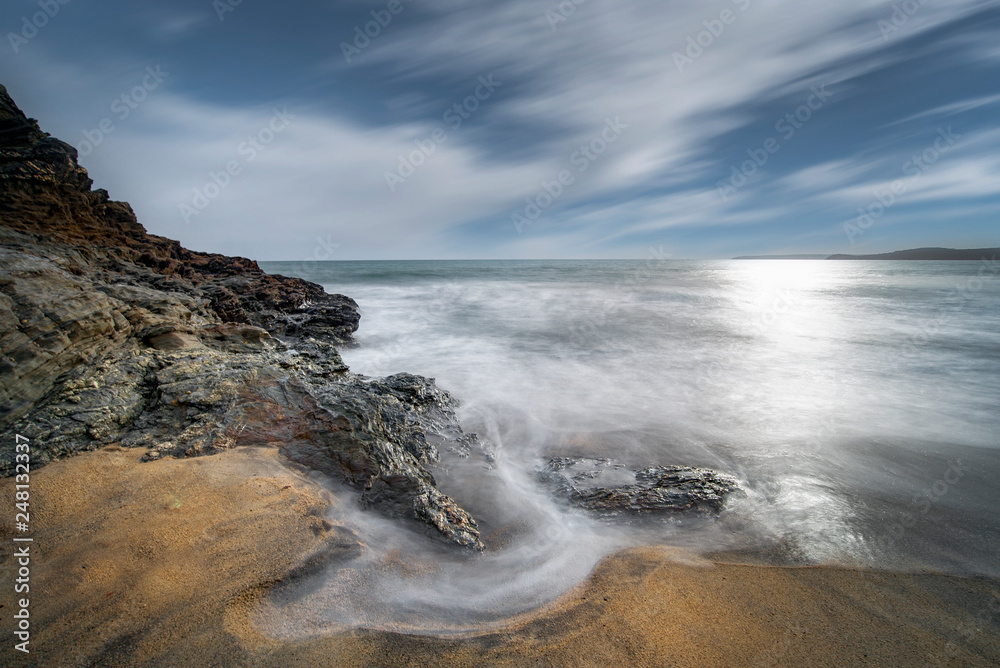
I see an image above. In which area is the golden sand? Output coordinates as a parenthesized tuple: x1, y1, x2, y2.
(2, 446, 997, 667)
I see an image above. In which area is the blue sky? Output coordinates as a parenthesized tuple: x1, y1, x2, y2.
(1, 0, 998, 260)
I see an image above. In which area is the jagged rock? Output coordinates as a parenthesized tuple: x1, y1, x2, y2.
(539, 457, 741, 515)
(0, 85, 482, 550)
(0, 82, 360, 349)
(0, 246, 133, 422)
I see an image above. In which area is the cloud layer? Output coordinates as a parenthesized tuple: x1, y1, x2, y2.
(1, 0, 998, 258)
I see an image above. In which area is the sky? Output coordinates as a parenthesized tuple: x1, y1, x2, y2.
(1, 0, 998, 260)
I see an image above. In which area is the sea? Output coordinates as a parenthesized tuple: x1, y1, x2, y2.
(257, 259, 1000, 634)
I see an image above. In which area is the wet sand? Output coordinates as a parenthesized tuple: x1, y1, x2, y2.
(2, 446, 998, 667)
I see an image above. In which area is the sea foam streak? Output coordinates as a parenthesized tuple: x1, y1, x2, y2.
(255, 259, 1000, 634)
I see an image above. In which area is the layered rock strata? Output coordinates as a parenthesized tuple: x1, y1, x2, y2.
(0, 84, 483, 550)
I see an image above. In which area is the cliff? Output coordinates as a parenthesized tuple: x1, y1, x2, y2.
(0, 85, 484, 549)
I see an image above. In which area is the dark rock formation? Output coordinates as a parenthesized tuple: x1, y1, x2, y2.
(539, 457, 741, 515)
(0, 84, 483, 550)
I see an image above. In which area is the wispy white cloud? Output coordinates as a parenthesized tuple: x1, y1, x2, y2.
(343, 0, 997, 249)
(5, 53, 560, 259)
(884, 93, 1000, 128)
(4, 0, 998, 258)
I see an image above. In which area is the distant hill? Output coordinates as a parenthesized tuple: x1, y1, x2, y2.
(827, 247, 1000, 260)
(734, 247, 999, 260)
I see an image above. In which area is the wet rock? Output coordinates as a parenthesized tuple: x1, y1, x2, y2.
(539, 457, 741, 515)
(0, 85, 481, 550)
(0, 247, 132, 423)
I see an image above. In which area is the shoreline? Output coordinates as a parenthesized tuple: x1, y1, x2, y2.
(2, 84, 999, 666)
(3, 445, 998, 667)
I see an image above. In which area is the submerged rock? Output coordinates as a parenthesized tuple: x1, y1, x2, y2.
(539, 457, 741, 515)
(0, 85, 482, 550)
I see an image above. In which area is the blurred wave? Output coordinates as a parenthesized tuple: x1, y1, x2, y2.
(257, 259, 1000, 633)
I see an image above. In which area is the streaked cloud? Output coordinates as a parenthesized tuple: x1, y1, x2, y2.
(1, 0, 997, 258)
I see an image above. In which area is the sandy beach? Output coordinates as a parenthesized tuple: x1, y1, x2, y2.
(3, 4, 1000, 664)
(3, 445, 997, 667)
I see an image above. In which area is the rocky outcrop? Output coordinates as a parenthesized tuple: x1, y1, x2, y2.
(0, 84, 483, 550)
(539, 457, 741, 515)
(0, 83, 360, 424)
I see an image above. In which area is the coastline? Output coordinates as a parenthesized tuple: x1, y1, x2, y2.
(3, 84, 1000, 666)
(2, 444, 998, 667)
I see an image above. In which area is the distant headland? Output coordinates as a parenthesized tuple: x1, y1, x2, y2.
(734, 247, 1000, 260)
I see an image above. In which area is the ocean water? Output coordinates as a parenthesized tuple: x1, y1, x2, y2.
(257, 259, 1000, 634)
